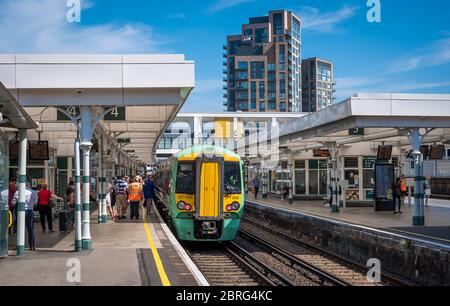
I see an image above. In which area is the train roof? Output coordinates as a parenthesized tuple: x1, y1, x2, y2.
(173, 145, 242, 161)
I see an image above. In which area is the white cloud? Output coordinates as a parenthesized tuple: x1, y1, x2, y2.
(299, 6, 359, 33)
(334, 76, 450, 100)
(0, 0, 164, 53)
(334, 76, 381, 99)
(390, 37, 450, 72)
(207, 0, 257, 14)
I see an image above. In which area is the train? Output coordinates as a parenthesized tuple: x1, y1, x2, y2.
(155, 145, 244, 241)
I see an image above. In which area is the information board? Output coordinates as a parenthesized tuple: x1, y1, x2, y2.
(374, 163, 395, 211)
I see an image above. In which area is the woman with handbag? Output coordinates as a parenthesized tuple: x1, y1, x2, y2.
(37, 183, 63, 233)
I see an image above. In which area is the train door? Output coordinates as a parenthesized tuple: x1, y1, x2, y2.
(195, 156, 224, 239)
(199, 162, 220, 218)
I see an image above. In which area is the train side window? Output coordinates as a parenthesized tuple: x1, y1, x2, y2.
(176, 162, 196, 194)
(224, 162, 242, 194)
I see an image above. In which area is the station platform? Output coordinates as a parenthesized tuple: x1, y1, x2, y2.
(244, 195, 450, 285)
(245, 195, 450, 246)
(0, 206, 207, 286)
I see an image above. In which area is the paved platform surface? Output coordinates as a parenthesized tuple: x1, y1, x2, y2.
(0, 206, 200, 286)
(246, 195, 450, 246)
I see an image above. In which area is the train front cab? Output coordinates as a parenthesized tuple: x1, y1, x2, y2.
(172, 152, 243, 241)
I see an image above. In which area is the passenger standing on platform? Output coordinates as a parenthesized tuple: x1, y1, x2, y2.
(115, 176, 128, 219)
(65, 182, 75, 209)
(282, 185, 289, 201)
(424, 176, 432, 207)
(37, 183, 63, 233)
(128, 176, 143, 220)
(143, 175, 161, 215)
(105, 183, 117, 221)
(12, 180, 38, 250)
(252, 176, 260, 199)
(393, 177, 403, 214)
(7, 177, 17, 234)
(399, 175, 407, 204)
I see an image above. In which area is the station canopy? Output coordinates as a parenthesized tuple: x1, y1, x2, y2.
(0, 54, 195, 163)
(275, 93, 450, 154)
(0, 81, 38, 130)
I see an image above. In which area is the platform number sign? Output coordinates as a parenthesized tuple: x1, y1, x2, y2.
(57, 106, 80, 121)
(349, 128, 365, 136)
(104, 107, 126, 121)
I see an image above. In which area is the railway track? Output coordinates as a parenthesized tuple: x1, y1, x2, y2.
(236, 229, 350, 286)
(241, 217, 412, 286)
(185, 242, 295, 286)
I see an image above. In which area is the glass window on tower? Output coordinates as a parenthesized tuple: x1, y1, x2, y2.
(259, 81, 265, 99)
(237, 61, 248, 70)
(272, 13, 283, 35)
(251, 61, 265, 79)
(243, 29, 253, 36)
(279, 45, 286, 70)
(254, 28, 268, 43)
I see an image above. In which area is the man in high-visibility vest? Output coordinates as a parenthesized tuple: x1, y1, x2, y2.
(128, 176, 143, 220)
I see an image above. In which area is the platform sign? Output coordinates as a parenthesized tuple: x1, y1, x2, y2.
(313, 149, 330, 158)
(57, 106, 80, 121)
(374, 162, 395, 211)
(363, 157, 376, 169)
(104, 107, 126, 121)
(349, 128, 364, 136)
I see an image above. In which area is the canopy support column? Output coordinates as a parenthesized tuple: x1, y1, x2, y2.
(16, 129, 27, 256)
(411, 129, 424, 226)
(74, 139, 82, 251)
(288, 151, 294, 205)
(328, 144, 340, 213)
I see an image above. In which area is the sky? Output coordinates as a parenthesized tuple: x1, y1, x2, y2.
(0, 0, 449, 113)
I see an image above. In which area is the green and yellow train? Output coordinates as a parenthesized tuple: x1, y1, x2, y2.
(156, 145, 244, 241)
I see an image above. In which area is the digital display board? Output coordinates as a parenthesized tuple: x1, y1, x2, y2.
(313, 149, 330, 158)
(29, 141, 49, 160)
(374, 163, 395, 211)
(377, 145, 393, 161)
(9, 141, 19, 159)
(429, 145, 444, 160)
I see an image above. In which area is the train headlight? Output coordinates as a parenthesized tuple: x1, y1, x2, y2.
(226, 202, 240, 211)
(177, 201, 186, 210)
(177, 201, 192, 211)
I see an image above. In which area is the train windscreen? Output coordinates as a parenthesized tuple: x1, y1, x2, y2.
(224, 162, 241, 194)
(176, 162, 196, 194)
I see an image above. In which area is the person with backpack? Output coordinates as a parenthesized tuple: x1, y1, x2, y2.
(128, 176, 143, 220)
(399, 175, 407, 204)
(37, 183, 64, 233)
(393, 177, 403, 214)
(143, 175, 161, 215)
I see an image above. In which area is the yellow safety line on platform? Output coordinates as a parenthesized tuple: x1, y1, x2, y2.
(143, 215, 171, 286)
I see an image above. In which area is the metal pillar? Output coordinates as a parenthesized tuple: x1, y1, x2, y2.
(80, 107, 93, 250)
(98, 135, 107, 223)
(329, 145, 340, 213)
(74, 139, 82, 251)
(411, 128, 425, 226)
(16, 129, 27, 256)
(288, 151, 294, 205)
